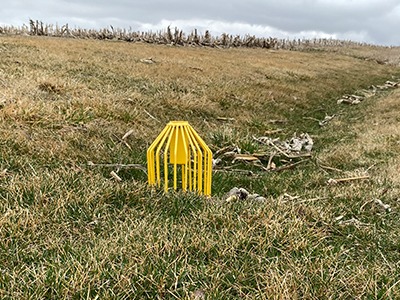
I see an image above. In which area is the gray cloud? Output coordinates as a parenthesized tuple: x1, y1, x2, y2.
(1, 0, 399, 45)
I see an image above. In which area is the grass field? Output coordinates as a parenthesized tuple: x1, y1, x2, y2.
(0, 35, 400, 299)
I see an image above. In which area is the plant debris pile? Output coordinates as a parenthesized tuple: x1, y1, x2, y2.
(213, 133, 313, 174)
(337, 80, 399, 105)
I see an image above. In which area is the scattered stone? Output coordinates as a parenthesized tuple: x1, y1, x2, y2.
(247, 193, 267, 202)
(191, 289, 206, 300)
(237, 187, 249, 200)
(224, 187, 266, 202)
(225, 194, 238, 202)
(225, 187, 240, 202)
(254, 196, 267, 202)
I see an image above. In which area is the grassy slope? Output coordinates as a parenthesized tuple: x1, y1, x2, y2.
(0, 35, 400, 299)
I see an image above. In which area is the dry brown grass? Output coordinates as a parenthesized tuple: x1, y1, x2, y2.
(1, 36, 397, 137)
(319, 88, 400, 202)
(1, 35, 400, 299)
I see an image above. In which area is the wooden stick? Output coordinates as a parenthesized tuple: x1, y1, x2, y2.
(110, 171, 122, 182)
(112, 133, 132, 150)
(217, 117, 235, 121)
(188, 66, 203, 71)
(296, 196, 328, 204)
(232, 154, 259, 162)
(266, 140, 312, 159)
(272, 160, 307, 172)
(122, 129, 134, 140)
(87, 161, 147, 173)
(267, 151, 276, 170)
(302, 116, 320, 122)
(327, 175, 370, 185)
(214, 146, 240, 157)
(213, 168, 256, 176)
(319, 164, 343, 173)
(264, 129, 283, 135)
(144, 109, 160, 122)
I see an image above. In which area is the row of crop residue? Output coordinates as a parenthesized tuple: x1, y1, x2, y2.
(0, 19, 377, 50)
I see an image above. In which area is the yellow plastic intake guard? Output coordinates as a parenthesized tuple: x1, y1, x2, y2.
(147, 121, 212, 196)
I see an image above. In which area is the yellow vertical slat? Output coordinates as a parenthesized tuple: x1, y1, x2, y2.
(184, 126, 197, 192)
(163, 125, 175, 193)
(147, 125, 170, 185)
(155, 126, 173, 187)
(186, 127, 203, 193)
(179, 126, 189, 191)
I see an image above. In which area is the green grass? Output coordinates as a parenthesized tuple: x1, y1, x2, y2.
(0, 35, 400, 299)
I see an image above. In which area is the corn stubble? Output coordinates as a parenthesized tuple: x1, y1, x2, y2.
(0, 35, 400, 299)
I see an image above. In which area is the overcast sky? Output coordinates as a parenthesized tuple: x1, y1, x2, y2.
(1, 0, 399, 46)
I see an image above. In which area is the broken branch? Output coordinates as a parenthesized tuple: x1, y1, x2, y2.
(272, 160, 307, 172)
(327, 175, 370, 185)
(144, 109, 160, 122)
(318, 164, 343, 173)
(217, 116, 235, 121)
(110, 171, 122, 182)
(87, 161, 147, 173)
